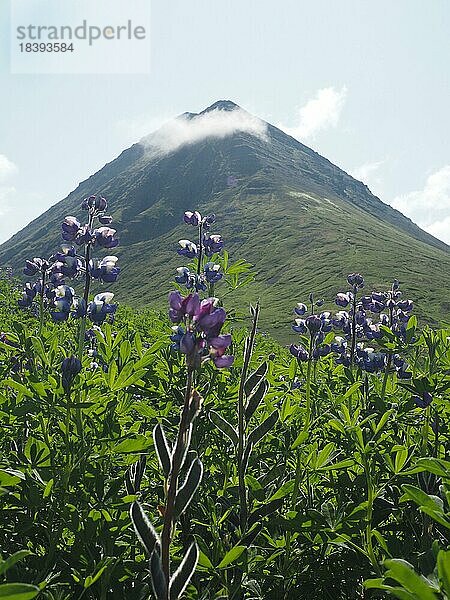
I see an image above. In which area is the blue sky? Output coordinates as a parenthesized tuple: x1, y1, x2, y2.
(0, 0, 449, 243)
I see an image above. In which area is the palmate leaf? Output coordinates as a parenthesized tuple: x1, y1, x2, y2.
(169, 542, 199, 600)
(154, 423, 172, 477)
(130, 501, 160, 556)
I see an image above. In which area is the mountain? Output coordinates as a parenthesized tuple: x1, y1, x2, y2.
(0, 100, 449, 339)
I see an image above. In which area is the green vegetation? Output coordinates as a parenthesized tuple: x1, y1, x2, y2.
(0, 267, 450, 598)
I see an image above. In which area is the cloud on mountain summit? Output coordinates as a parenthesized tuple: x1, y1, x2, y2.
(143, 107, 268, 155)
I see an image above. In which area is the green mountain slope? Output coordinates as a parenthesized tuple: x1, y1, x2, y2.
(0, 100, 449, 339)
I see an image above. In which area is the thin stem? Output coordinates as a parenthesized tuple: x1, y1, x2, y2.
(197, 223, 203, 276)
(161, 368, 194, 588)
(422, 405, 430, 456)
(237, 303, 260, 534)
(304, 336, 314, 429)
(77, 214, 94, 361)
(349, 286, 357, 366)
(39, 269, 46, 336)
(363, 454, 381, 575)
(380, 302, 394, 403)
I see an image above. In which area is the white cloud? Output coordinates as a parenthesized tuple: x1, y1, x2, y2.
(0, 155, 45, 244)
(389, 165, 450, 244)
(0, 154, 18, 182)
(0, 155, 19, 228)
(350, 159, 386, 197)
(279, 86, 347, 141)
(425, 216, 450, 243)
(142, 107, 268, 155)
(116, 113, 172, 147)
(0, 186, 17, 217)
(351, 160, 384, 183)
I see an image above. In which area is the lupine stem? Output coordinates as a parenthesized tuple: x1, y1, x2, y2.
(38, 269, 46, 336)
(237, 303, 260, 533)
(161, 368, 194, 588)
(349, 285, 358, 367)
(197, 222, 203, 276)
(380, 302, 394, 403)
(304, 335, 314, 429)
(77, 214, 94, 361)
(363, 454, 381, 575)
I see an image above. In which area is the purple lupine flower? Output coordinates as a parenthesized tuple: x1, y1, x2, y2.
(315, 344, 331, 357)
(62, 217, 81, 242)
(335, 293, 351, 308)
(371, 292, 387, 303)
(175, 266, 192, 286)
(89, 256, 120, 283)
(347, 273, 365, 288)
(203, 234, 224, 256)
(195, 304, 226, 338)
(358, 349, 387, 373)
(72, 298, 87, 318)
(51, 246, 81, 279)
(295, 303, 308, 316)
(51, 285, 75, 322)
(93, 227, 119, 249)
(209, 334, 233, 367)
(289, 344, 309, 361)
(87, 292, 117, 324)
(82, 195, 108, 212)
(18, 283, 37, 308)
(305, 315, 322, 334)
(203, 214, 216, 228)
(413, 392, 433, 408)
(365, 323, 383, 340)
(178, 239, 198, 258)
(204, 262, 223, 284)
(292, 318, 307, 334)
(335, 354, 351, 367)
(331, 336, 347, 354)
(168, 291, 202, 322)
(333, 311, 350, 328)
(61, 355, 82, 394)
(319, 312, 333, 332)
(23, 258, 48, 276)
(168, 292, 233, 369)
(184, 211, 202, 226)
(397, 299, 413, 312)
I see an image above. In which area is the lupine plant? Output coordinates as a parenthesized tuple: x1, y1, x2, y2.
(18, 195, 119, 360)
(129, 245, 234, 599)
(290, 292, 332, 429)
(175, 211, 224, 295)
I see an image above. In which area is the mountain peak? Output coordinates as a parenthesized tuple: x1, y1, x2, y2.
(200, 100, 240, 114)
